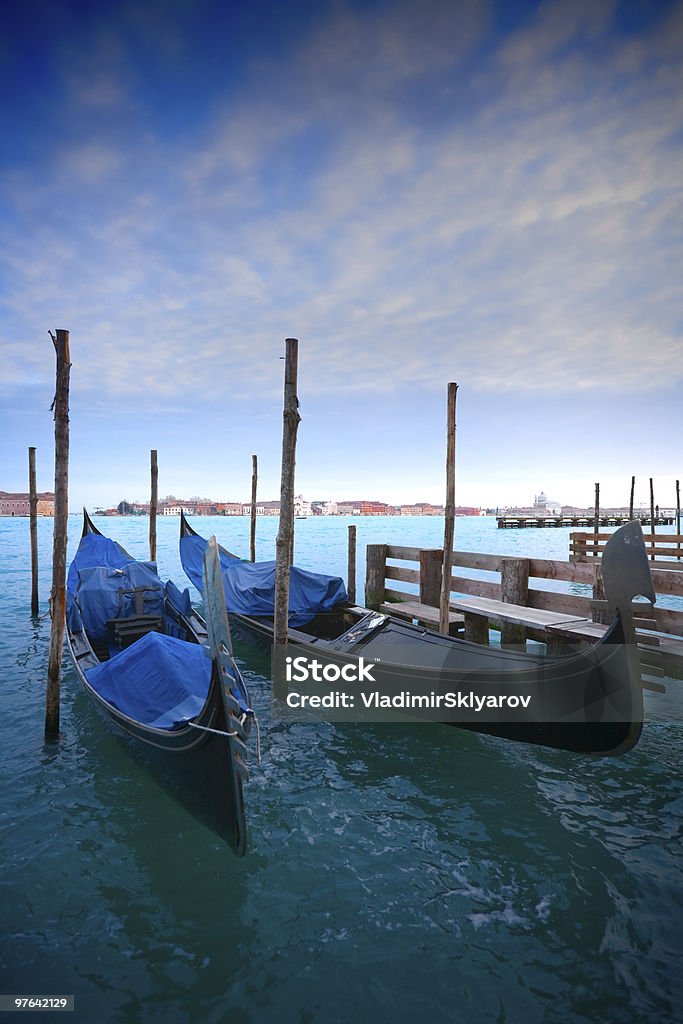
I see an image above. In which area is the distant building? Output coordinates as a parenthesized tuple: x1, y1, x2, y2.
(294, 495, 312, 517)
(359, 501, 389, 515)
(217, 502, 243, 516)
(191, 501, 218, 515)
(313, 501, 337, 515)
(0, 490, 55, 516)
(534, 491, 561, 515)
(161, 504, 195, 516)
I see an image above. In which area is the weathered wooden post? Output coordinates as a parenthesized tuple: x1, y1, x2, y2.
(347, 524, 357, 605)
(500, 557, 529, 648)
(365, 544, 387, 610)
(46, 329, 70, 740)
(592, 563, 610, 625)
(676, 479, 681, 561)
(149, 449, 158, 562)
(629, 476, 635, 520)
(29, 446, 39, 616)
(420, 549, 443, 608)
(250, 454, 258, 562)
(273, 338, 300, 700)
(650, 477, 656, 561)
(439, 382, 458, 634)
(593, 482, 600, 555)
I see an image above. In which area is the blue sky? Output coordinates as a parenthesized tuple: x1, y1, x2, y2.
(1, 0, 681, 510)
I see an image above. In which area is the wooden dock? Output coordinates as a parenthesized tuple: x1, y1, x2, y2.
(365, 533, 683, 683)
(497, 515, 674, 529)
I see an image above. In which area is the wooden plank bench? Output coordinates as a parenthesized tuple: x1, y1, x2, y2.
(380, 600, 464, 636)
(446, 594, 679, 692)
(447, 594, 592, 643)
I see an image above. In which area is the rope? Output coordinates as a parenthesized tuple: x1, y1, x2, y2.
(253, 712, 262, 764)
(187, 711, 261, 764)
(186, 721, 239, 738)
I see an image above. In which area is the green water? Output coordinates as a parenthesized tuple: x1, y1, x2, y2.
(1, 516, 681, 1023)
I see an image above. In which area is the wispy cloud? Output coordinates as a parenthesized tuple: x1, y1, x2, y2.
(1, 0, 681, 416)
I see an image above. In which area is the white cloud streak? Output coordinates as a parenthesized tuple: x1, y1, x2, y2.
(1, 0, 682, 409)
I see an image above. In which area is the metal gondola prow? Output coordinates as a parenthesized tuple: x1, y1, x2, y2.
(202, 535, 250, 857)
(82, 507, 102, 537)
(601, 520, 657, 626)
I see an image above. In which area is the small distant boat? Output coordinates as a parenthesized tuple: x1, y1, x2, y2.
(179, 513, 654, 757)
(66, 510, 252, 855)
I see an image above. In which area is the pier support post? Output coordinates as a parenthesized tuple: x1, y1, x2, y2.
(46, 329, 70, 741)
(149, 449, 158, 562)
(420, 549, 443, 607)
(593, 482, 600, 555)
(439, 382, 458, 634)
(347, 525, 357, 605)
(649, 478, 656, 560)
(592, 563, 611, 625)
(629, 476, 635, 521)
(500, 557, 529, 649)
(273, 338, 300, 700)
(365, 544, 387, 610)
(250, 454, 258, 562)
(676, 480, 680, 561)
(29, 446, 39, 616)
(464, 613, 489, 646)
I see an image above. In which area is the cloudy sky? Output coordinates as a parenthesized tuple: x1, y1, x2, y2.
(1, 0, 681, 511)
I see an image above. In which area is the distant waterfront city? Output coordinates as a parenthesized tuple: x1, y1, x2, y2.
(1, 489, 674, 518)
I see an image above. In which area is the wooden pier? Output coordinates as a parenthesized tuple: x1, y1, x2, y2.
(497, 515, 674, 529)
(365, 533, 683, 683)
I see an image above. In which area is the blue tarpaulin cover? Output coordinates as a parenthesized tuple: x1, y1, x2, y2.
(85, 630, 212, 729)
(66, 524, 251, 731)
(76, 562, 164, 643)
(180, 532, 348, 627)
(67, 531, 133, 594)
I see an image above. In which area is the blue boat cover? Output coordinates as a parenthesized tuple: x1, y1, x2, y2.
(66, 525, 253, 731)
(76, 562, 165, 643)
(67, 531, 133, 594)
(85, 630, 212, 729)
(180, 532, 348, 627)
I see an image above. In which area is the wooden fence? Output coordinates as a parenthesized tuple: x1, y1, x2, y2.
(365, 542, 683, 641)
(571, 532, 683, 570)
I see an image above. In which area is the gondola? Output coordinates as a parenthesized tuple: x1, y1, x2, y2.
(179, 513, 655, 757)
(66, 510, 252, 855)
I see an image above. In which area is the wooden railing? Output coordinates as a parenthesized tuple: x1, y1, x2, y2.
(365, 543, 683, 641)
(570, 532, 683, 569)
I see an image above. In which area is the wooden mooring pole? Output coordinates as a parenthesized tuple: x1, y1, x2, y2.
(629, 476, 635, 520)
(593, 482, 600, 554)
(650, 477, 655, 561)
(439, 382, 458, 635)
(501, 557, 529, 647)
(29, 446, 39, 616)
(273, 338, 300, 699)
(46, 330, 70, 740)
(149, 449, 158, 562)
(365, 544, 387, 610)
(347, 524, 356, 605)
(250, 454, 258, 562)
(676, 479, 681, 561)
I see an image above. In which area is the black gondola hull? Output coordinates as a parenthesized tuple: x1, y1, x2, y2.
(180, 513, 647, 757)
(66, 511, 249, 855)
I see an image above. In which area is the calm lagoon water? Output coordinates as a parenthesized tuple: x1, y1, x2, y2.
(1, 514, 682, 1023)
